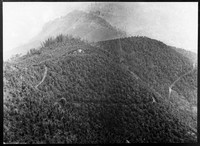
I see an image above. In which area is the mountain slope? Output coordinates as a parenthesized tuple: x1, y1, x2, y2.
(37, 10, 126, 42)
(3, 35, 197, 143)
(9, 10, 126, 59)
(96, 36, 195, 97)
(96, 36, 197, 131)
(172, 46, 197, 64)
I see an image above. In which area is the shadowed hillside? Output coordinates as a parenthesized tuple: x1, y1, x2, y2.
(96, 36, 197, 132)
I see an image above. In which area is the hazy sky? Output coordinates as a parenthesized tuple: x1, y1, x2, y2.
(137, 2, 198, 53)
(3, 2, 198, 60)
(3, 2, 90, 52)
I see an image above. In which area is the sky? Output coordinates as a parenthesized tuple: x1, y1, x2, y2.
(3, 2, 90, 54)
(3, 2, 198, 60)
(136, 2, 198, 54)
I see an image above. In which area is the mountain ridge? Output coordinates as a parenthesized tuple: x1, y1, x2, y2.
(4, 35, 197, 143)
(8, 10, 126, 60)
(3, 3, 197, 143)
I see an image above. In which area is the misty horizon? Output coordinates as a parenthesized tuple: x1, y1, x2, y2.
(3, 2, 198, 61)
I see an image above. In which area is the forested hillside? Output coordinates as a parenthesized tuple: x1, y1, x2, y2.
(3, 35, 197, 143)
(97, 36, 196, 98)
(172, 47, 197, 64)
(96, 36, 197, 131)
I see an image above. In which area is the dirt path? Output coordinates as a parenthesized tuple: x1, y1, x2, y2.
(169, 63, 195, 99)
(15, 45, 89, 92)
(35, 65, 48, 90)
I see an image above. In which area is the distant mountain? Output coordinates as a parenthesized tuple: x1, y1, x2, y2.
(86, 2, 133, 31)
(9, 10, 126, 59)
(4, 35, 197, 143)
(85, 2, 197, 54)
(172, 46, 197, 64)
(36, 10, 126, 42)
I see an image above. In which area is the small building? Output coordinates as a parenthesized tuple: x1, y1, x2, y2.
(78, 49, 83, 53)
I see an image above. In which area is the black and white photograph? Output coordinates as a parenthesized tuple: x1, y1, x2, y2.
(3, 1, 198, 144)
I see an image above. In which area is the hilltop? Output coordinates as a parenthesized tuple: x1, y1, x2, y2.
(4, 35, 197, 143)
(8, 10, 126, 59)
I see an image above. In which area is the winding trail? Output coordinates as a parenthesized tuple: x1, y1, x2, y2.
(35, 65, 48, 90)
(167, 63, 197, 137)
(13, 45, 89, 93)
(168, 63, 196, 99)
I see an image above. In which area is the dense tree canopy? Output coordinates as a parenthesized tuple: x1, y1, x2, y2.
(3, 35, 197, 143)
